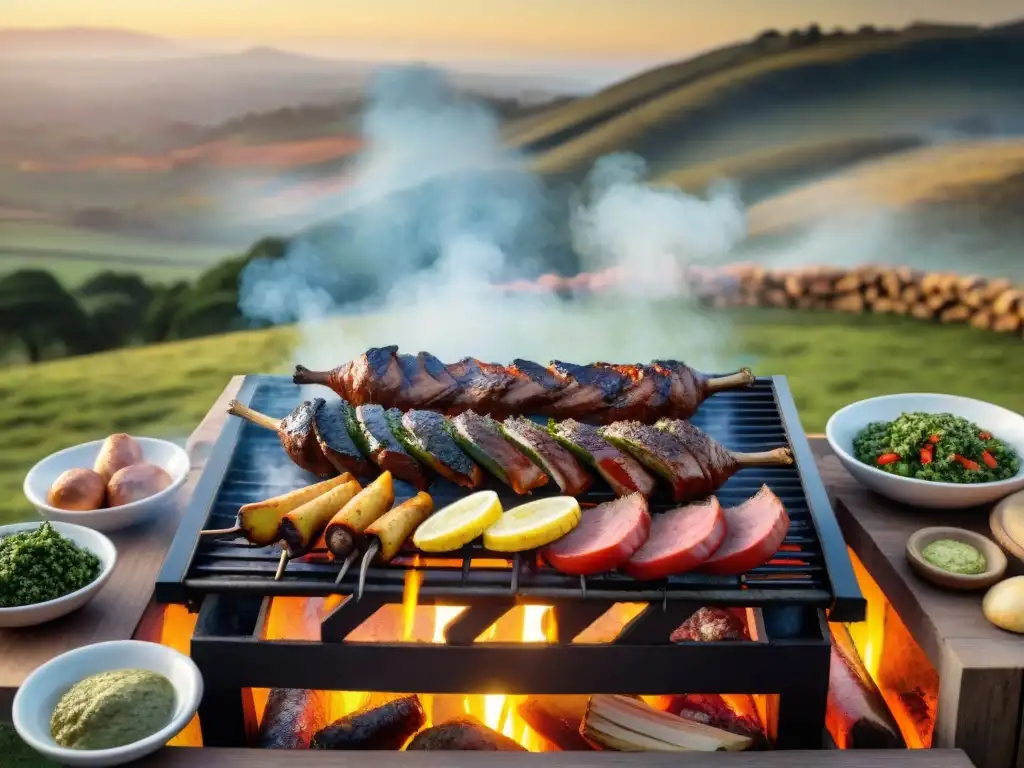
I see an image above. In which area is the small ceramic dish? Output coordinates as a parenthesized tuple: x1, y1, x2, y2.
(0, 521, 117, 628)
(905, 526, 1007, 591)
(12, 639, 203, 767)
(826, 393, 1024, 509)
(23, 437, 190, 533)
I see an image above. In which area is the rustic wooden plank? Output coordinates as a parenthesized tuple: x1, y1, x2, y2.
(0, 376, 243, 721)
(135, 747, 976, 768)
(809, 439, 1024, 768)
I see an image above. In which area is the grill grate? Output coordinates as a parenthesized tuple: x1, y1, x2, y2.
(157, 374, 864, 619)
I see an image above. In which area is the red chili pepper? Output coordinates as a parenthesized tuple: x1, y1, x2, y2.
(952, 454, 981, 471)
(877, 453, 901, 466)
(979, 431, 992, 440)
(920, 445, 933, 465)
(928, 434, 940, 444)
(982, 450, 998, 469)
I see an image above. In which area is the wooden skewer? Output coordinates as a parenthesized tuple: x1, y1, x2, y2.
(334, 550, 359, 584)
(274, 550, 289, 581)
(356, 540, 381, 601)
(199, 525, 242, 538)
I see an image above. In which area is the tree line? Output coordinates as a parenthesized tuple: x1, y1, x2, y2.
(0, 237, 288, 364)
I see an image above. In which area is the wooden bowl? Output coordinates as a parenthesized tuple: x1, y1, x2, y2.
(990, 490, 1024, 564)
(906, 527, 1007, 591)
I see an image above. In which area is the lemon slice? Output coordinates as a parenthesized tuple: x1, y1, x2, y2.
(483, 496, 582, 552)
(413, 491, 503, 553)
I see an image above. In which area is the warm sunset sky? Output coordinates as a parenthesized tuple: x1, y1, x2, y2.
(2, 0, 1022, 61)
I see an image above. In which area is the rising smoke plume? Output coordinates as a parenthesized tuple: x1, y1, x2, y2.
(238, 65, 748, 372)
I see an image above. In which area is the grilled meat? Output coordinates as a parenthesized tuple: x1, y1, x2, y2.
(605, 420, 793, 502)
(347, 404, 430, 490)
(500, 415, 592, 495)
(312, 695, 426, 750)
(228, 398, 337, 478)
(549, 418, 656, 497)
(313, 399, 374, 477)
(293, 347, 755, 423)
(387, 409, 483, 488)
(406, 717, 527, 751)
(448, 411, 548, 494)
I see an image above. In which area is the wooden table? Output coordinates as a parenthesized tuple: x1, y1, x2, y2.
(0, 376, 244, 720)
(137, 748, 974, 767)
(812, 440, 1024, 768)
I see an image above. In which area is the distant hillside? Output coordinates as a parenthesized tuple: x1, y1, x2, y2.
(515, 22, 1024, 177)
(0, 27, 187, 58)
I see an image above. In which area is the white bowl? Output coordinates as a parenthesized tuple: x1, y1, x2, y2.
(24, 437, 190, 532)
(0, 521, 116, 628)
(826, 393, 1024, 509)
(12, 640, 204, 768)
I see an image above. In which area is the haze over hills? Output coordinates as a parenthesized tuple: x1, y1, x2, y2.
(0, 27, 190, 58)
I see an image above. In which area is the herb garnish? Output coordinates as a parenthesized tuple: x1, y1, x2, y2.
(0, 522, 101, 608)
(853, 412, 1020, 484)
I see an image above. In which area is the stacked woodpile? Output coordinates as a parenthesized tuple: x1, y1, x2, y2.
(684, 264, 1024, 335)
(495, 265, 1024, 336)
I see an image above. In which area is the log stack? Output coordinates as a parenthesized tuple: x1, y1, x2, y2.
(496, 265, 1024, 338)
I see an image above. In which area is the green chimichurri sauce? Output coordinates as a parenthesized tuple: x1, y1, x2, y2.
(921, 539, 987, 575)
(853, 412, 1020, 484)
(51, 669, 175, 750)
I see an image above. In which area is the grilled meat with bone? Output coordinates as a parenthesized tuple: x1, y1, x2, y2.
(602, 420, 793, 502)
(293, 346, 754, 424)
(227, 398, 337, 478)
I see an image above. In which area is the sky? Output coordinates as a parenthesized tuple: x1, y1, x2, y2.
(2, 0, 1022, 61)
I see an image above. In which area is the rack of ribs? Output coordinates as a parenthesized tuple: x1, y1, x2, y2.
(292, 346, 755, 424)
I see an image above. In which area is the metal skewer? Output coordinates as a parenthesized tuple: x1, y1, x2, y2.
(334, 550, 359, 584)
(273, 550, 289, 581)
(356, 540, 381, 601)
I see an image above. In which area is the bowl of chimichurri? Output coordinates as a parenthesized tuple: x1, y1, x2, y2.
(826, 394, 1024, 509)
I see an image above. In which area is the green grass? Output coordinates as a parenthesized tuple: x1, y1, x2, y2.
(2, 306, 1022, 526)
(0, 221, 231, 286)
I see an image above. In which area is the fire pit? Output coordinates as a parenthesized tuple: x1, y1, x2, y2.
(156, 374, 864, 752)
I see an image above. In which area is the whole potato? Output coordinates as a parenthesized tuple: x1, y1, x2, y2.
(107, 463, 173, 507)
(47, 468, 107, 511)
(93, 433, 144, 482)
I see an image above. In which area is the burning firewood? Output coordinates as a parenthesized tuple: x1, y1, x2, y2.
(254, 688, 331, 749)
(670, 607, 749, 643)
(826, 623, 905, 749)
(517, 696, 593, 751)
(581, 695, 752, 751)
(311, 694, 426, 750)
(662, 694, 769, 749)
(405, 716, 527, 751)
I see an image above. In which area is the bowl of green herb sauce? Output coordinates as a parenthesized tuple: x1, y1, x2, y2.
(826, 394, 1024, 509)
(12, 640, 203, 767)
(0, 521, 116, 628)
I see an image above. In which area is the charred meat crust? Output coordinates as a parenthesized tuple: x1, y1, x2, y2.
(279, 398, 337, 478)
(294, 347, 745, 423)
(501, 415, 592, 495)
(313, 399, 373, 476)
(402, 410, 479, 480)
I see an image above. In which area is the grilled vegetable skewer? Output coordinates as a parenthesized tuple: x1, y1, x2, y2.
(356, 491, 434, 599)
(449, 411, 548, 494)
(228, 398, 337, 478)
(199, 473, 353, 543)
(500, 416, 592, 495)
(550, 419, 655, 497)
(275, 478, 362, 579)
(314, 399, 374, 476)
(324, 472, 395, 560)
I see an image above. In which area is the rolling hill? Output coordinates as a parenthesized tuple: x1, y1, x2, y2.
(514, 24, 1024, 179)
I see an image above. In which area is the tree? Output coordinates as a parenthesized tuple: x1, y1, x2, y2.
(74, 271, 157, 350)
(805, 24, 823, 43)
(0, 270, 96, 362)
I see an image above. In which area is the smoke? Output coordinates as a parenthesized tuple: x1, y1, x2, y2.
(237, 65, 748, 370)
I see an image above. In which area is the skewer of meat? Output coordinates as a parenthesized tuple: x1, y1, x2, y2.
(601, 420, 793, 503)
(228, 398, 338, 478)
(293, 347, 755, 424)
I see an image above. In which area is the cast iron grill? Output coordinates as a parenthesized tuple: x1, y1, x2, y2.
(156, 374, 863, 621)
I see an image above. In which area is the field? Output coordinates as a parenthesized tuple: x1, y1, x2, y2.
(0, 221, 231, 286)
(1, 305, 1022, 526)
